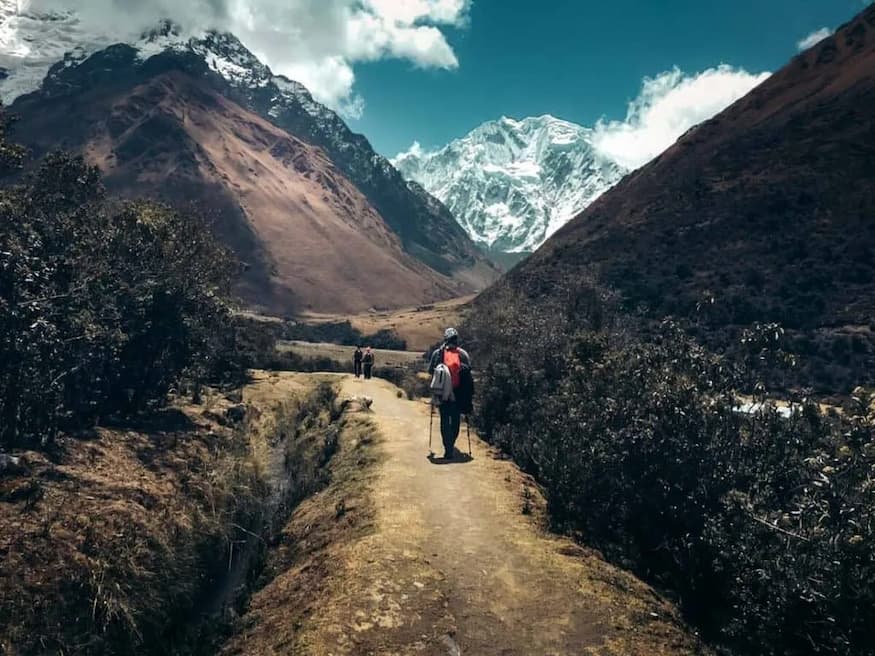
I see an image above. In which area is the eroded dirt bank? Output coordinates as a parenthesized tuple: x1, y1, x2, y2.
(0, 372, 339, 655)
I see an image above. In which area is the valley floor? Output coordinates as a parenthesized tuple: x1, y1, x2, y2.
(224, 377, 704, 655)
(300, 295, 475, 352)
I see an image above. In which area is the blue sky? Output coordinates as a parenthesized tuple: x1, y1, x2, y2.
(13, 0, 870, 162)
(348, 0, 868, 157)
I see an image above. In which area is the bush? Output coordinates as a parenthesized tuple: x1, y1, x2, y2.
(373, 366, 429, 400)
(366, 328, 407, 351)
(0, 110, 238, 450)
(279, 320, 407, 350)
(466, 280, 875, 656)
(280, 320, 362, 345)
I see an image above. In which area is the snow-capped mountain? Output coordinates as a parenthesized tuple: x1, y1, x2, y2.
(393, 116, 628, 253)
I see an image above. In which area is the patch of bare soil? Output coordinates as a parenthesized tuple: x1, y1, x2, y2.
(222, 377, 707, 655)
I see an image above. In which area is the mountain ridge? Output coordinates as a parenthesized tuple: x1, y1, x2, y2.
(4, 18, 499, 312)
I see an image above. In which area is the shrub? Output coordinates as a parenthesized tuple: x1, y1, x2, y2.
(374, 366, 429, 400)
(466, 278, 875, 656)
(0, 110, 237, 450)
(279, 320, 406, 350)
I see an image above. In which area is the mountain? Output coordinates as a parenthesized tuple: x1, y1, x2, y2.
(2, 18, 499, 313)
(492, 5, 875, 392)
(392, 116, 627, 254)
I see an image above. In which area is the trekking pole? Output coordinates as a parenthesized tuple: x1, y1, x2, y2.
(466, 415, 472, 457)
(428, 403, 434, 455)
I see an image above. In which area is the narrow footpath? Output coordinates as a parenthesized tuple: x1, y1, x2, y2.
(229, 376, 704, 655)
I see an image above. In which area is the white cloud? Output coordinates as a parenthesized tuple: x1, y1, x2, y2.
(7, 0, 471, 117)
(592, 65, 771, 170)
(392, 140, 429, 164)
(405, 141, 427, 158)
(797, 27, 833, 51)
(364, 0, 470, 26)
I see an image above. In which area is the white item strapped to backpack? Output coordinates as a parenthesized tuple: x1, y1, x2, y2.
(429, 364, 454, 405)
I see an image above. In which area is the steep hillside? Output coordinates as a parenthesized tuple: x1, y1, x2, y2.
(9, 45, 470, 314)
(501, 6, 875, 392)
(393, 116, 626, 254)
(5, 24, 499, 312)
(1, 15, 498, 291)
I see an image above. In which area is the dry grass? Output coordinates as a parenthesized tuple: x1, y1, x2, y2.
(220, 413, 381, 655)
(300, 295, 473, 352)
(0, 372, 338, 655)
(0, 401, 262, 654)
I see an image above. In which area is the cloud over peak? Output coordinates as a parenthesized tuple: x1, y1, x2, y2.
(797, 27, 834, 51)
(12, 0, 472, 117)
(592, 65, 771, 170)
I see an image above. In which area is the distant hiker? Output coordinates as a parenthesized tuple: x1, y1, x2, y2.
(429, 327, 473, 460)
(353, 346, 364, 378)
(362, 347, 375, 380)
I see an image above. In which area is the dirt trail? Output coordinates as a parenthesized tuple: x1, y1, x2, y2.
(289, 377, 702, 655)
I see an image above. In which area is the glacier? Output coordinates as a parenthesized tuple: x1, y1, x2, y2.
(393, 115, 628, 254)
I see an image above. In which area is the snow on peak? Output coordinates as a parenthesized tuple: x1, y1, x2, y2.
(392, 116, 627, 253)
(0, 7, 300, 106)
(0, 7, 106, 105)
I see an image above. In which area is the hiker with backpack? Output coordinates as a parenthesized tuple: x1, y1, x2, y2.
(428, 328, 474, 460)
(362, 347, 375, 380)
(353, 346, 363, 378)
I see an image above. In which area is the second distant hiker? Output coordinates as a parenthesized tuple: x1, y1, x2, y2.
(353, 346, 363, 378)
(362, 347, 375, 379)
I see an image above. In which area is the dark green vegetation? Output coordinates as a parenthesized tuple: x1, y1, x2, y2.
(467, 277, 875, 656)
(484, 248, 530, 271)
(279, 320, 407, 351)
(231, 318, 348, 374)
(0, 110, 243, 451)
(371, 366, 430, 401)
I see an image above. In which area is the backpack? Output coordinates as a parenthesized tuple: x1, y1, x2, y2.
(442, 348, 463, 388)
(430, 364, 453, 405)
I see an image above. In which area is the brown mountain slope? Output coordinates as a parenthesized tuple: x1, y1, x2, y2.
(10, 65, 470, 314)
(502, 6, 875, 392)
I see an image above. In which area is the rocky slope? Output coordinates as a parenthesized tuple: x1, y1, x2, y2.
(12, 46, 475, 314)
(497, 5, 875, 392)
(393, 115, 626, 254)
(3, 19, 499, 312)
